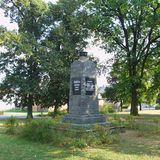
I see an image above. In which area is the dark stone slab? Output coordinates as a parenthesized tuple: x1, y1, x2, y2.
(63, 114, 106, 124)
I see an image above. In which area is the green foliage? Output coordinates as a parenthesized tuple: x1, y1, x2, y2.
(0, 0, 50, 118)
(103, 68, 131, 105)
(20, 119, 55, 143)
(89, 0, 160, 116)
(18, 119, 119, 148)
(1, 113, 160, 160)
(93, 125, 120, 145)
(48, 110, 67, 117)
(0, 0, 91, 118)
(0, 111, 4, 115)
(100, 104, 115, 114)
(108, 114, 160, 135)
(73, 138, 88, 148)
(5, 116, 18, 134)
(5, 107, 25, 112)
(37, 0, 91, 111)
(155, 105, 160, 110)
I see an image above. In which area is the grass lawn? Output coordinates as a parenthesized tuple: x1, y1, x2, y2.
(0, 111, 160, 160)
(117, 110, 160, 115)
(3, 111, 47, 116)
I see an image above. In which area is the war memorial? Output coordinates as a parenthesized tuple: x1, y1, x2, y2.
(63, 51, 106, 126)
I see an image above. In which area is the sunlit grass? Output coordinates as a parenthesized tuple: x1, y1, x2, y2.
(0, 111, 160, 160)
(116, 110, 160, 115)
(3, 111, 47, 116)
(0, 132, 160, 160)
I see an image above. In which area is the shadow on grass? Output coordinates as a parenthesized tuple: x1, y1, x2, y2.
(0, 132, 88, 160)
(46, 148, 87, 160)
(106, 130, 160, 157)
(105, 113, 160, 157)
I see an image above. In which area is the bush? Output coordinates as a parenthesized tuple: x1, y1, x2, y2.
(155, 105, 160, 110)
(0, 111, 4, 115)
(48, 110, 66, 117)
(73, 138, 88, 148)
(93, 125, 120, 145)
(21, 119, 55, 143)
(5, 116, 18, 134)
(19, 119, 119, 148)
(5, 107, 25, 112)
(100, 104, 115, 114)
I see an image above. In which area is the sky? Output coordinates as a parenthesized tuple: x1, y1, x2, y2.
(0, 0, 112, 109)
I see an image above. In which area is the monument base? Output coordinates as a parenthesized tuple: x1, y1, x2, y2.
(62, 114, 106, 126)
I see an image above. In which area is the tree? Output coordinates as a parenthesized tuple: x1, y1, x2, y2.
(102, 59, 131, 111)
(146, 52, 160, 104)
(88, 0, 160, 115)
(37, 0, 91, 116)
(0, 0, 91, 117)
(0, 0, 49, 118)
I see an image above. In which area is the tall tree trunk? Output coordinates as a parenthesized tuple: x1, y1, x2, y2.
(128, 58, 139, 116)
(130, 83, 138, 116)
(27, 94, 33, 119)
(52, 105, 58, 118)
(139, 101, 142, 111)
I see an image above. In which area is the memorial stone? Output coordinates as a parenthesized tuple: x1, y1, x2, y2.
(62, 51, 106, 125)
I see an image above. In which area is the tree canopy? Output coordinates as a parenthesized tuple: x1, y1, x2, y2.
(0, 0, 90, 118)
(0, 0, 160, 117)
(88, 0, 160, 115)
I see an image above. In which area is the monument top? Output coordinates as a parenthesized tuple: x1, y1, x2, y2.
(79, 51, 89, 62)
(79, 51, 88, 57)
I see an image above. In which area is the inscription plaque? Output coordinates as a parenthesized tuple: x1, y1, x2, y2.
(85, 77, 95, 95)
(72, 78, 81, 95)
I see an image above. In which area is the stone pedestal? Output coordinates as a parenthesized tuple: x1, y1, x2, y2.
(63, 52, 106, 125)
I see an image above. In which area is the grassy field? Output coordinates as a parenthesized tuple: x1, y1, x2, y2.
(0, 111, 160, 160)
(0, 132, 160, 160)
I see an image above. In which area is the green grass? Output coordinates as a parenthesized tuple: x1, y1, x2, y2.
(3, 111, 47, 116)
(0, 133, 89, 160)
(0, 112, 160, 160)
(0, 134, 51, 160)
(0, 131, 160, 160)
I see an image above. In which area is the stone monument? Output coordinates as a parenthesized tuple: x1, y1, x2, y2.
(63, 51, 106, 126)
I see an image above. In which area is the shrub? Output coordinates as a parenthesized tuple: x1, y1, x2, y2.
(48, 111, 54, 117)
(155, 105, 160, 110)
(73, 138, 88, 148)
(48, 110, 66, 118)
(5, 116, 18, 134)
(0, 111, 4, 115)
(93, 125, 120, 145)
(19, 119, 119, 148)
(100, 104, 115, 114)
(20, 119, 55, 143)
(6, 107, 24, 112)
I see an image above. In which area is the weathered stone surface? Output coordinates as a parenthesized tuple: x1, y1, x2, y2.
(62, 53, 106, 125)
